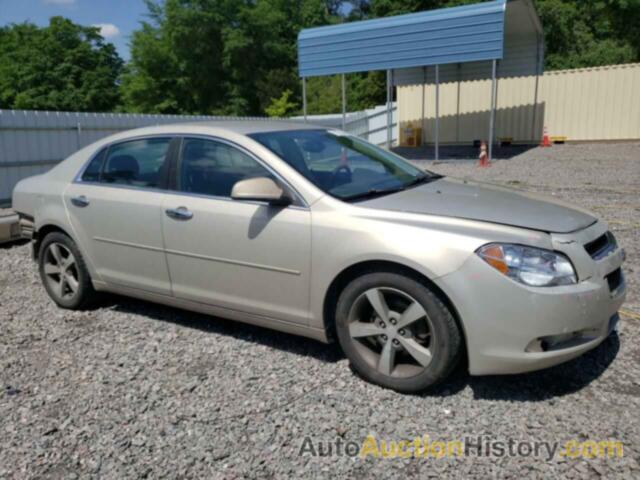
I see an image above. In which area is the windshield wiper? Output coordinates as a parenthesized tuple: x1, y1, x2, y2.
(342, 186, 406, 202)
(342, 174, 443, 202)
(404, 173, 443, 188)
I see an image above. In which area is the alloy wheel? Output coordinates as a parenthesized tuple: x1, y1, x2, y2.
(43, 243, 80, 301)
(347, 287, 435, 378)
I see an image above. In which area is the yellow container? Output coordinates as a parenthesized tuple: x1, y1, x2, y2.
(400, 123, 423, 147)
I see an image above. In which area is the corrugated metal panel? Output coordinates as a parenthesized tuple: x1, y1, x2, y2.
(393, 0, 543, 85)
(539, 64, 640, 141)
(298, 0, 507, 77)
(0, 111, 293, 203)
(397, 63, 640, 144)
(0, 108, 394, 203)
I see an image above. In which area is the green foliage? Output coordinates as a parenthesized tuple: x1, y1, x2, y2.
(120, 0, 639, 117)
(1, 0, 638, 116)
(305, 71, 386, 114)
(369, 0, 640, 70)
(265, 89, 298, 117)
(535, 0, 639, 70)
(120, 0, 335, 115)
(0, 17, 123, 111)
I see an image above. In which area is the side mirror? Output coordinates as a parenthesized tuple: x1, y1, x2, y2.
(231, 177, 291, 205)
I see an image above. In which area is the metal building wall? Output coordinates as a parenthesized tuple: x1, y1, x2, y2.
(397, 63, 640, 144)
(0, 108, 396, 204)
(0, 111, 279, 204)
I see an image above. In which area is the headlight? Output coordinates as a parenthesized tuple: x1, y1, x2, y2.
(476, 243, 577, 287)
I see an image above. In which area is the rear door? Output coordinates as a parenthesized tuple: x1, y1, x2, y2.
(64, 136, 176, 295)
(161, 136, 312, 324)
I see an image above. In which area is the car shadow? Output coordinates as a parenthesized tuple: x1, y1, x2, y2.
(394, 144, 539, 162)
(101, 294, 344, 364)
(425, 332, 620, 401)
(248, 204, 287, 239)
(0, 238, 29, 250)
(94, 295, 620, 400)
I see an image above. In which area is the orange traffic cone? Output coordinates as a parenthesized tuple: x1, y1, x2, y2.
(478, 141, 490, 167)
(541, 126, 551, 147)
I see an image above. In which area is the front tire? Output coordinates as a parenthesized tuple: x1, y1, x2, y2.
(38, 232, 96, 309)
(335, 272, 462, 393)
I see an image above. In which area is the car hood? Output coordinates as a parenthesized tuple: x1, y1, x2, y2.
(358, 177, 597, 233)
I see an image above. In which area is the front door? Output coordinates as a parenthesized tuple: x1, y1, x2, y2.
(161, 137, 311, 324)
(64, 136, 174, 295)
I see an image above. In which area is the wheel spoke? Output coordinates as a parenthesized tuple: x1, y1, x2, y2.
(49, 244, 63, 266)
(349, 321, 385, 338)
(365, 289, 389, 322)
(65, 273, 79, 293)
(62, 255, 76, 270)
(396, 301, 427, 329)
(44, 263, 60, 276)
(377, 341, 396, 375)
(398, 337, 432, 367)
(58, 276, 67, 298)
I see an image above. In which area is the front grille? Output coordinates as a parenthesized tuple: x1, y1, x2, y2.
(584, 231, 617, 260)
(606, 268, 623, 293)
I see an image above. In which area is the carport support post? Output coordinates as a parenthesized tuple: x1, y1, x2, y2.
(488, 59, 497, 162)
(386, 69, 392, 149)
(341, 74, 346, 130)
(421, 67, 426, 146)
(302, 77, 308, 123)
(435, 64, 440, 162)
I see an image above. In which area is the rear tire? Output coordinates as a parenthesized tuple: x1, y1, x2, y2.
(335, 272, 461, 393)
(38, 232, 97, 309)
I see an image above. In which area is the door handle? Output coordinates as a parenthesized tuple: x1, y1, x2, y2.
(165, 207, 193, 221)
(71, 195, 90, 208)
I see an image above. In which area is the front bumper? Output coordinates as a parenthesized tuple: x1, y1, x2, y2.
(437, 223, 626, 375)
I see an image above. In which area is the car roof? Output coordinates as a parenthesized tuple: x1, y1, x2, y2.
(166, 120, 325, 135)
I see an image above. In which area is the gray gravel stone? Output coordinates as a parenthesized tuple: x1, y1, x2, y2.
(1, 143, 639, 478)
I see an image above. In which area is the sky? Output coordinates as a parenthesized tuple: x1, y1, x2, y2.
(0, 0, 149, 60)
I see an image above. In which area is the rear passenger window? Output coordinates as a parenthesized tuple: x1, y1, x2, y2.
(102, 138, 171, 188)
(81, 148, 107, 182)
(179, 138, 273, 197)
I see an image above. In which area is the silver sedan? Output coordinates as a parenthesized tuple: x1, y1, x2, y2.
(12, 122, 626, 392)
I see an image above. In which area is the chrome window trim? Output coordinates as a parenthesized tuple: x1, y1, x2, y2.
(73, 133, 177, 184)
(172, 134, 309, 209)
(67, 181, 173, 196)
(73, 133, 310, 209)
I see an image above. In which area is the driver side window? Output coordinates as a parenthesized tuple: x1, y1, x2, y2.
(178, 138, 273, 198)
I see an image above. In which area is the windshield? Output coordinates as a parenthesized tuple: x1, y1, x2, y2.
(249, 129, 440, 201)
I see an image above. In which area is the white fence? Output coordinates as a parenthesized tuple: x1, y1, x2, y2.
(293, 104, 398, 146)
(0, 107, 398, 204)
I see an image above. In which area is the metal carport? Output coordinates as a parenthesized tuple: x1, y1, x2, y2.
(297, 0, 543, 161)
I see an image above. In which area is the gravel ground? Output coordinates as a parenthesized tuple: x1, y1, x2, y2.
(1, 143, 639, 479)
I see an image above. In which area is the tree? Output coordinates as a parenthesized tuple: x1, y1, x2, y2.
(0, 17, 123, 111)
(265, 89, 298, 117)
(121, 0, 337, 116)
(119, 0, 232, 115)
(367, 0, 640, 70)
(7, 1, 634, 116)
(535, 0, 639, 70)
(121, 0, 640, 117)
